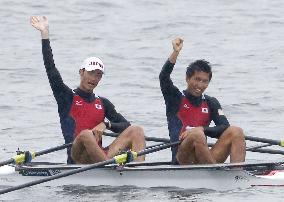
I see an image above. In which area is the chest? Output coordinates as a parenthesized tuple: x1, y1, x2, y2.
(70, 96, 105, 123)
(177, 98, 211, 127)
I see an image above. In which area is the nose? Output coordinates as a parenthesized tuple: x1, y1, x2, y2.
(196, 81, 206, 89)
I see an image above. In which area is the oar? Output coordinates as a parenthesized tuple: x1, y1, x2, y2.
(245, 135, 284, 147)
(0, 143, 72, 167)
(246, 143, 272, 151)
(103, 132, 171, 143)
(103, 132, 284, 155)
(0, 140, 180, 195)
(249, 148, 284, 155)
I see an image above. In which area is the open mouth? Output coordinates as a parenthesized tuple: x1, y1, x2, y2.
(88, 81, 96, 87)
(194, 89, 202, 94)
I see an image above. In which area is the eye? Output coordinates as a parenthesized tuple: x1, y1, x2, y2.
(194, 77, 209, 84)
(96, 73, 103, 78)
(194, 77, 202, 82)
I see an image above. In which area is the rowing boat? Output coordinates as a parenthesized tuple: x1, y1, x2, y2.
(1, 134, 284, 194)
(1, 161, 284, 192)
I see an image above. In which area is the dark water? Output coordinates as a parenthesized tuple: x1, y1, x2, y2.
(0, 0, 284, 201)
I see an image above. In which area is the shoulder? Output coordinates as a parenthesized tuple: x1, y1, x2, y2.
(204, 94, 221, 108)
(204, 94, 218, 102)
(98, 96, 115, 108)
(98, 96, 110, 102)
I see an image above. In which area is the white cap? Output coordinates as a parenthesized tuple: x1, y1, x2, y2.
(80, 57, 105, 73)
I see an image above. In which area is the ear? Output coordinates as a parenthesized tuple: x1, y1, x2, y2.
(186, 75, 190, 83)
(79, 69, 84, 76)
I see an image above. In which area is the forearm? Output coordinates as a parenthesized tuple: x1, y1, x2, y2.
(169, 50, 179, 64)
(205, 96, 231, 139)
(42, 39, 70, 100)
(159, 59, 181, 96)
(41, 29, 49, 39)
(42, 39, 62, 82)
(159, 59, 174, 87)
(102, 97, 131, 133)
(108, 122, 130, 133)
(204, 125, 230, 139)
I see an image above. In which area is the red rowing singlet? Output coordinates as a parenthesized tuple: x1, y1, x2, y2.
(70, 95, 105, 138)
(177, 96, 210, 133)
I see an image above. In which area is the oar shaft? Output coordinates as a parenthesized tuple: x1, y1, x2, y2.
(104, 132, 284, 155)
(35, 143, 72, 157)
(245, 135, 282, 146)
(0, 158, 115, 195)
(138, 141, 180, 156)
(249, 148, 284, 155)
(0, 159, 14, 167)
(246, 143, 272, 151)
(146, 142, 168, 149)
(103, 132, 170, 143)
(0, 143, 72, 167)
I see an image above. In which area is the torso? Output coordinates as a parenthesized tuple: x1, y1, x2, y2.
(70, 95, 105, 137)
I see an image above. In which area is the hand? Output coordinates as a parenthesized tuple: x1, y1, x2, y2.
(179, 127, 204, 141)
(30, 16, 49, 38)
(179, 130, 190, 141)
(92, 122, 107, 143)
(172, 38, 183, 53)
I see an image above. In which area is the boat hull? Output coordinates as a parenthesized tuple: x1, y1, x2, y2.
(1, 163, 284, 191)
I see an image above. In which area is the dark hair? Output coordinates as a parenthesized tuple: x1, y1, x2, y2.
(186, 59, 212, 81)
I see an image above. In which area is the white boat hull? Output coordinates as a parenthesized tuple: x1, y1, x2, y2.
(1, 162, 284, 192)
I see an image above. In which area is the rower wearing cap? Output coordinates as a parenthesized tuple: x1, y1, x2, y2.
(159, 38, 246, 165)
(30, 16, 146, 164)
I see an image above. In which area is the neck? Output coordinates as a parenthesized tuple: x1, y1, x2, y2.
(79, 85, 93, 94)
(185, 90, 202, 98)
(76, 87, 94, 98)
(75, 87, 96, 102)
(184, 90, 202, 106)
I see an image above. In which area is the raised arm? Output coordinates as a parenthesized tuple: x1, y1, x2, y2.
(159, 38, 184, 115)
(30, 16, 73, 114)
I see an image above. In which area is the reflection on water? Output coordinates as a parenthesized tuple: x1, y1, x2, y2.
(57, 185, 213, 202)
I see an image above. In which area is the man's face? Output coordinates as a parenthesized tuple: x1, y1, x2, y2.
(79, 69, 103, 93)
(186, 71, 210, 97)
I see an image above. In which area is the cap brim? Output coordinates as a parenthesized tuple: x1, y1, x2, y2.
(84, 66, 104, 73)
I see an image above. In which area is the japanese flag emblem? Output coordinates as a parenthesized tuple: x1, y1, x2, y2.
(95, 104, 102, 109)
(202, 108, 208, 113)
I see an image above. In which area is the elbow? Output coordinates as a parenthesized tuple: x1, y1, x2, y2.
(159, 72, 163, 81)
(126, 121, 131, 128)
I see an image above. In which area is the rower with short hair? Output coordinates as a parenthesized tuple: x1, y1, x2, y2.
(159, 38, 246, 165)
(30, 16, 146, 164)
